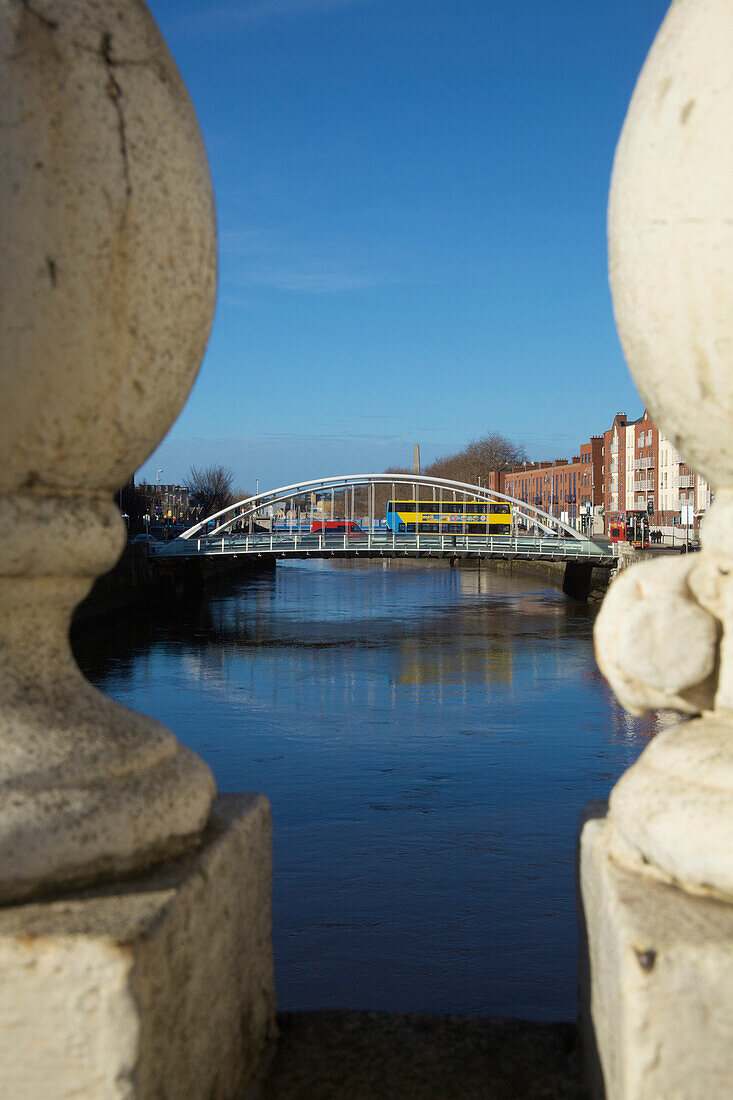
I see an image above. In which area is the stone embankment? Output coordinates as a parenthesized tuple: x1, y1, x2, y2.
(71, 543, 156, 629)
(71, 542, 274, 631)
(475, 557, 612, 599)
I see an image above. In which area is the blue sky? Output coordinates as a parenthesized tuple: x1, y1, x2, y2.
(140, 0, 671, 492)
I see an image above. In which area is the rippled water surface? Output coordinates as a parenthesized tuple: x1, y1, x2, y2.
(75, 560, 661, 1020)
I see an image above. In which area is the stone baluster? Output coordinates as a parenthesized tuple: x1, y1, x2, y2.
(0, 6, 276, 1095)
(581, 1, 733, 1096)
(0, 0, 218, 901)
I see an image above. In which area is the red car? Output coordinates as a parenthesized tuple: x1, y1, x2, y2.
(310, 520, 364, 535)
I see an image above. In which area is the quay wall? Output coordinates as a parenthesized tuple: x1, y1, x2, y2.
(329, 554, 614, 599)
(474, 557, 613, 598)
(71, 544, 274, 631)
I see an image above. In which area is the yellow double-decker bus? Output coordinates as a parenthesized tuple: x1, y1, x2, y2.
(386, 499, 512, 535)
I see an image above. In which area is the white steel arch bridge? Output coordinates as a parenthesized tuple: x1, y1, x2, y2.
(153, 473, 614, 569)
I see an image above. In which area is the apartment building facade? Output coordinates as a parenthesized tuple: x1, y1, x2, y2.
(602, 409, 711, 533)
(499, 409, 711, 534)
(152, 483, 191, 520)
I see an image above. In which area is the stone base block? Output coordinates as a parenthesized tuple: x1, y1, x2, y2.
(579, 809, 733, 1100)
(0, 794, 276, 1099)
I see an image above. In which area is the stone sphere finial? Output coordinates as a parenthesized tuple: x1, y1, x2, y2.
(599, 0, 733, 897)
(608, 0, 733, 489)
(0, 0, 216, 901)
(0, 0, 217, 493)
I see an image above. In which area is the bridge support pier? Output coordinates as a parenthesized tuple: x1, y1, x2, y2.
(562, 562, 594, 600)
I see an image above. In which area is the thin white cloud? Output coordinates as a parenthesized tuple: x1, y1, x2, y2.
(175, 0, 369, 33)
(219, 226, 398, 294)
(231, 264, 382, 293)
(202, 432, 408, 445)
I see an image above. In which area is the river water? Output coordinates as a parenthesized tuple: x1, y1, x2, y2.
(74, 559, 664, 1021)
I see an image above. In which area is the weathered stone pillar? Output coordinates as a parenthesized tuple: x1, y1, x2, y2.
(581, 1, 733, 1096)
(0, 3, 275, 1094)
(0, 0, 217, 901)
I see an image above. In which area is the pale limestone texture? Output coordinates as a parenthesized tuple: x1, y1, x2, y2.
(0, 0, 217, 496)
(608, 0, 733, 489)
(595, 555, 719, 716)
(608, 717, 733, 898)
(581, 816, 733, 1100)
(584, 1, 733, 1095)
(0, 795, 277, 1100)
(595, 0, 733, 897)
(0, 0, 217, 900)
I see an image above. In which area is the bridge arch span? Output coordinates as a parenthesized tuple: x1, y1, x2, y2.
(179, 473, 590, 544)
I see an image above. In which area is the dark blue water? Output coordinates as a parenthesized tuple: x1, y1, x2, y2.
(75, 560, 660, 1021)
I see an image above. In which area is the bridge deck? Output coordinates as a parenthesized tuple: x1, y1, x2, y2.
(154, 532, 616, 566)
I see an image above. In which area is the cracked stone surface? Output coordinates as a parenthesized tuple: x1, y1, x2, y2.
(0, 796, 276, 1100)
(0, 0, 217, 900)
(1, 0, 217, 494)
(581, 815, 733, 1100)
(594, 0, 733, 899)
(582, 1, 733, 1096)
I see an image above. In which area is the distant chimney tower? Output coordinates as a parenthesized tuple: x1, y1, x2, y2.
(413, 443, 421, 475)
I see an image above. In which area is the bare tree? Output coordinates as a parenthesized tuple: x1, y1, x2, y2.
(187, 464, 236, 519)
(426, 432, 526, 488)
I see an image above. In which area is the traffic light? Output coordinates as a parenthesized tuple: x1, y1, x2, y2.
(647, 500, 654, 515)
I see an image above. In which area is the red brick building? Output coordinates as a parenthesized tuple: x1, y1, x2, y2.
(503, 437, 603, 529)
(600, 409, 711, 532)
(495, 409, 710, 534)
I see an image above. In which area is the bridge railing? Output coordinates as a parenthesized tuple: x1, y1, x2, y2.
(153, 531, 611, 559)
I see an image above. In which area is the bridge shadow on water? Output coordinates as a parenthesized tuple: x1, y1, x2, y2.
(73, 559, 669, 1022)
